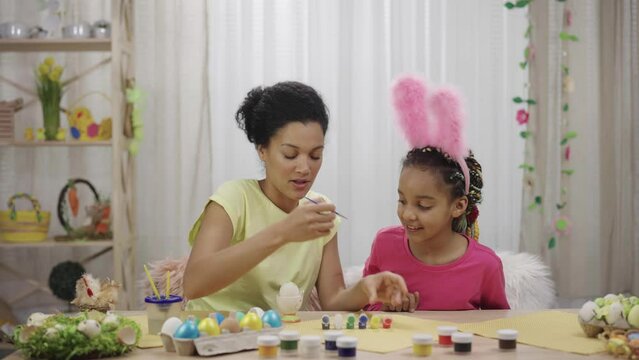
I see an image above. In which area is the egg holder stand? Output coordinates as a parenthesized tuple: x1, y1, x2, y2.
(162, 326, 283, 356)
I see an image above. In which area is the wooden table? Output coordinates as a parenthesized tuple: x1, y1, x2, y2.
(6, 310, 611, 359)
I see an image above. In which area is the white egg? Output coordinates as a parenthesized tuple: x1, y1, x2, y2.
(27, 312, 52, 327)
(279, 282, 300, 297)
(578, 301, 597, 323)
(77, 320, 101, 338)
(160, 317, 183, 336)
(605, 302, 624, 324)
(248, 307, 265, 319)
(44, 327, 58, 338)
(102, 312, 120, 325)
(117, 326, 137, 345)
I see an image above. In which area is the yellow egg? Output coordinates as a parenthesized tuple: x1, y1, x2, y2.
(197, 317, 220, 336)
(239, 312, 262, 331)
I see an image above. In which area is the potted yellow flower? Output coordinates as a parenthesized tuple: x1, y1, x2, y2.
(36, 57, 64, 140)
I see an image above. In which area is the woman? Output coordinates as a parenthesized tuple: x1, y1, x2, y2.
(183, 81, 408, 312)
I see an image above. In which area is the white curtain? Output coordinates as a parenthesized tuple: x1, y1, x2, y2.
(207, 0, 528, 267)
(524, 0, 639, 297)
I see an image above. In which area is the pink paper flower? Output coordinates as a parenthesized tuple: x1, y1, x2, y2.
(564, 8, 573, 27)
(553, 215, 572, 237)
(565, 146, 571, 160)
(516, 109, 529, 125)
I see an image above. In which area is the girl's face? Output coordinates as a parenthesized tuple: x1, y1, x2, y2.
(258, 121, 325, 207)
(397, 166, 467, 244)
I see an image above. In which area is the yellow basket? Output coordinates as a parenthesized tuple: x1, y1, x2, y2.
(0, 193, 50, 243)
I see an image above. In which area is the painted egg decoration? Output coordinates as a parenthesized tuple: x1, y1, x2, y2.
(261, 309, 282, 328)
(220, 317, 241, 333)
(234, 311, 245, 323)
(198, 317, 221, 336)
(173, 316, 200, 339)
(239, 312, 263, 331)
(248, 307, 265, 319)
(212, 312, 225, 325)
(160, 317, 183, 336)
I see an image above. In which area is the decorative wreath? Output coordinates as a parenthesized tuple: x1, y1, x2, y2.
(56, 178, 110, 239)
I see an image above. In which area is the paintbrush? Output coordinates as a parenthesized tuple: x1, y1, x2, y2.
(304, 196, 348, 220)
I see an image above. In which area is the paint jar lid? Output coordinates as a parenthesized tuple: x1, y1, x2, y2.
(279, 330, 300, 341)
(300, 335, 321, 348)
(452, 332, 473, 344)
(257, 335, 280, 346)
(412, 333, 434, 345)
(336, 336, 358, 348)
(497, 329, 518, 340)
(324, 330, 344, 341)
(437, 325, 458, 335)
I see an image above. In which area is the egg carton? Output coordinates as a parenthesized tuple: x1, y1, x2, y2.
(162, 327, 283, 356)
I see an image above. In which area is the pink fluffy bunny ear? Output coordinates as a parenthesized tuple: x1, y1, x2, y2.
(392, 75, 430, 148)
(429, 87, 470, 193)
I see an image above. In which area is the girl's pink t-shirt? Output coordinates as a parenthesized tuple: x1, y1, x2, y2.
(364, 225, 510, 310)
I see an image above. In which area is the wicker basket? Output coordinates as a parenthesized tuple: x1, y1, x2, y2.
(0, 98, 23, 144)
(0, 193, 50, 243)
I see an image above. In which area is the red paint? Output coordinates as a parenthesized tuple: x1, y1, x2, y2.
(438, 335, 452, 346)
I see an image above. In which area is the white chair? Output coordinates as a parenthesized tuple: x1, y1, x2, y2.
(144, 251, 556, 310)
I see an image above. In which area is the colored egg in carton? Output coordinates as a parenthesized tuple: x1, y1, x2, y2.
(321, 313, 393, 330)
(160, 308, 284, 356)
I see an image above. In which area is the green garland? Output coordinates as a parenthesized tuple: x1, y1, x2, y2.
(506, 0, 579, 249)
(13, 312, 141, 360)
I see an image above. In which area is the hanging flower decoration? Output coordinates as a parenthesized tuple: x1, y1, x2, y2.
(516, 109, 530, 125)
(553, 215, 572, 237)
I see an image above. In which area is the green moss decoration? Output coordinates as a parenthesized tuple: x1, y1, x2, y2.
(13, 312, 141, 360)
(49, 261, 85, 302)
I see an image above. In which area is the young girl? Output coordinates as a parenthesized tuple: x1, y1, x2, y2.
(364, 76, 509, 311)
(183, 81, 408, 312)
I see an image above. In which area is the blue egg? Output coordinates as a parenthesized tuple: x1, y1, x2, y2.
(235, 311, 245, 323)
(261, 310, 282, 328)
(70, 127, 80, 139)
(213, 312, 225, 325)
(173, 316, 200, 339)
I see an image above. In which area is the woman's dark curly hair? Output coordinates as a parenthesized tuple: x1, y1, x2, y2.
(235, 81, 329, 147)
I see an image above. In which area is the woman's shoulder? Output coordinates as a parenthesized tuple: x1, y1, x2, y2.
(212, 179, 260, 198)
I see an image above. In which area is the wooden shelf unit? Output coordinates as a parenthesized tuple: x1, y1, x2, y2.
(0, 0, 137, 310)
(0, 39, 111, 52)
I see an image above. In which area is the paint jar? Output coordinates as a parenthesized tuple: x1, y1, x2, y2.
(257, 335, 280, 358)
(436, 325, 457, 346)
(497, 329, 518, 350)
(279, 330, 300, 357)
(300, 335, 322, 358)
(412, 333, 433, 356)
(324, 330, 344, 356)
(144, 295, 183, 335)
(336, 336, 357, 358)
(452, 332, 473, 354)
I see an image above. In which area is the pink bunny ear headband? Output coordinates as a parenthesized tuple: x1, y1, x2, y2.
(391, 75, 470, 194)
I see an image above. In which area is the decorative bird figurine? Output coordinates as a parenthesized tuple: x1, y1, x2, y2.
(56, 128, 66, 141)
(24, 128, 34, 141)
(36, 128, 45, 141)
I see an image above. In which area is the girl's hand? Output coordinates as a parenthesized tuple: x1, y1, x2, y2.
(278, 200, 336, 243)
(382, 291, 420, 312)
(360, 271, 409, 307)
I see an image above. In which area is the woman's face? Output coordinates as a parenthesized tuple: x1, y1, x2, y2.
(258, 121, 325, 205)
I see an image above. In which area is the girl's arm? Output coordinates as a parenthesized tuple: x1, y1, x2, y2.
(183, 201, 336, 299)
(315, 235, 408, 311)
